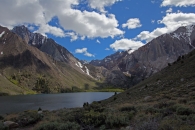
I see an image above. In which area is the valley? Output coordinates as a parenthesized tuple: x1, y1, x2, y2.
(0, 24, 195, 129)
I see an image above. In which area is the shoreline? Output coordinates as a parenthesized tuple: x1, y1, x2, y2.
(0, 88, 124, 96)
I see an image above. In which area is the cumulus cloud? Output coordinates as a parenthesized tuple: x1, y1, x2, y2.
(0, 0, 123, 40)
(122, 18, 142, 29)
(110, 39, 144, 51)
(161, 0, 195, 7)
(87, 0, 122, 12)
(166, 8, 172, 13)
(35, 24, 65, 37)
(136, 12, 195, 42)
(75, 48, 95, 57)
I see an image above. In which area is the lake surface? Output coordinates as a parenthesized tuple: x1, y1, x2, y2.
(0, 92, 114, 115)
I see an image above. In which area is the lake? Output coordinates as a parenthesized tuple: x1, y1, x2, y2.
(0, 92, 114, 115)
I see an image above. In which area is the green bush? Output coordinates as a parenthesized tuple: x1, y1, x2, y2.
(81, 110, 106, 127)
(18, 110, 43, 126)
(105, 113, 129, 128)
(36, 122, 80, 130)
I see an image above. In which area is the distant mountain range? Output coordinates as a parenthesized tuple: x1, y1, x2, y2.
(0, 24, 194, 95)
(90, 25, 195, 87)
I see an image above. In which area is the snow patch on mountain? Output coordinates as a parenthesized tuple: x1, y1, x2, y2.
(77, 62, 83, 68)
(171, 25, 195, 45)
(0, 31, 5, 38)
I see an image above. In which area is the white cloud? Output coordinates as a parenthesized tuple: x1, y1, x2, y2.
(75, 48, 87, 53)
(0, 0, 124, 40)
(87, 0, 122, 12)
(35, 24, 65, 37)
(166, 8, 172, 13)
(110, 39, 144, 51)
(151, 20, 155, 24)
(105, 48, 110, 50)
(136, 12, 195, 42)
(96, 39, 101, 44)
(122, 18, 142, 29)
(57, 10, 124, 39)
(75, 48, 95, 57)
(161, 0, 195, 7)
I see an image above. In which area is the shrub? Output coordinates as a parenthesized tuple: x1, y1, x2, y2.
(178, 98, 187, 104)
(0, 122, 8, 130)
(81, 110, 106, 127)
(145, 107, 159, 115)
(176, 106, 194, 115)
(0, 115, 4, 120)
(36, 122, 80, 130)
(105, 113, 129, 128)
(135, 118, 158, 130)
(58, 122, 80, 130)
(18, 110, 43, 126)
(120, 106, 136, 113)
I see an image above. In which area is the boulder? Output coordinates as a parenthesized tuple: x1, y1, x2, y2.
(3, 121, 19, 128)
(144, 96, 152, 101)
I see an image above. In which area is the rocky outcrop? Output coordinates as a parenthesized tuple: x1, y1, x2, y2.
(3, 121, 19, 128)
(12, 25, 78, 64)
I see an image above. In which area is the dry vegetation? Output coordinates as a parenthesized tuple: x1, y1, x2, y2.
(1, 49, 195, 129)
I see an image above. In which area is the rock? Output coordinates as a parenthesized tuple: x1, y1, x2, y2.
(180, 78, 184, 82)
(3, 121, 19, 128)
(38, 111, 43, 114)
(125, 126, 133, 130)
(144, 96, 152, 101)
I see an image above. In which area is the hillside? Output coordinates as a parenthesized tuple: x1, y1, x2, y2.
(0, 26, 98, 95)
(2, 39, 195, 130)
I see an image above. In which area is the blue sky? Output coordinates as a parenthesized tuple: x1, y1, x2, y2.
(0, 0, 195, 61)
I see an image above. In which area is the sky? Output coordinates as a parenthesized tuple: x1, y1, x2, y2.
(0, 0, 195, 61)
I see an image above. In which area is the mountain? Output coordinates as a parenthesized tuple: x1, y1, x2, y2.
(12, 25, 100, 79)
(12, 25, 132, 88)
(12, 25, 77, 63)
(90, 51, 128, 70)
(0, 25, 98, 95)
(90, 25, 195, 87)
(100, 41, 195, 130)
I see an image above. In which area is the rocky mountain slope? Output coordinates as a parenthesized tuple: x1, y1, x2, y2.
(90, 25, 195, 87)
(0, 26, 98, 95)
(100, 41, 195, 130)
(12, 25, 131, 88)
(12, 25, 101, 80)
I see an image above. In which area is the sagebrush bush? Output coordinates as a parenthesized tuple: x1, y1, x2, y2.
(18, 110, 43, 126)
(176, 106, 194, 115)
(105, 113, 129, 128)
(36, 122, 80, 130)
(135, 118, 159, 130)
